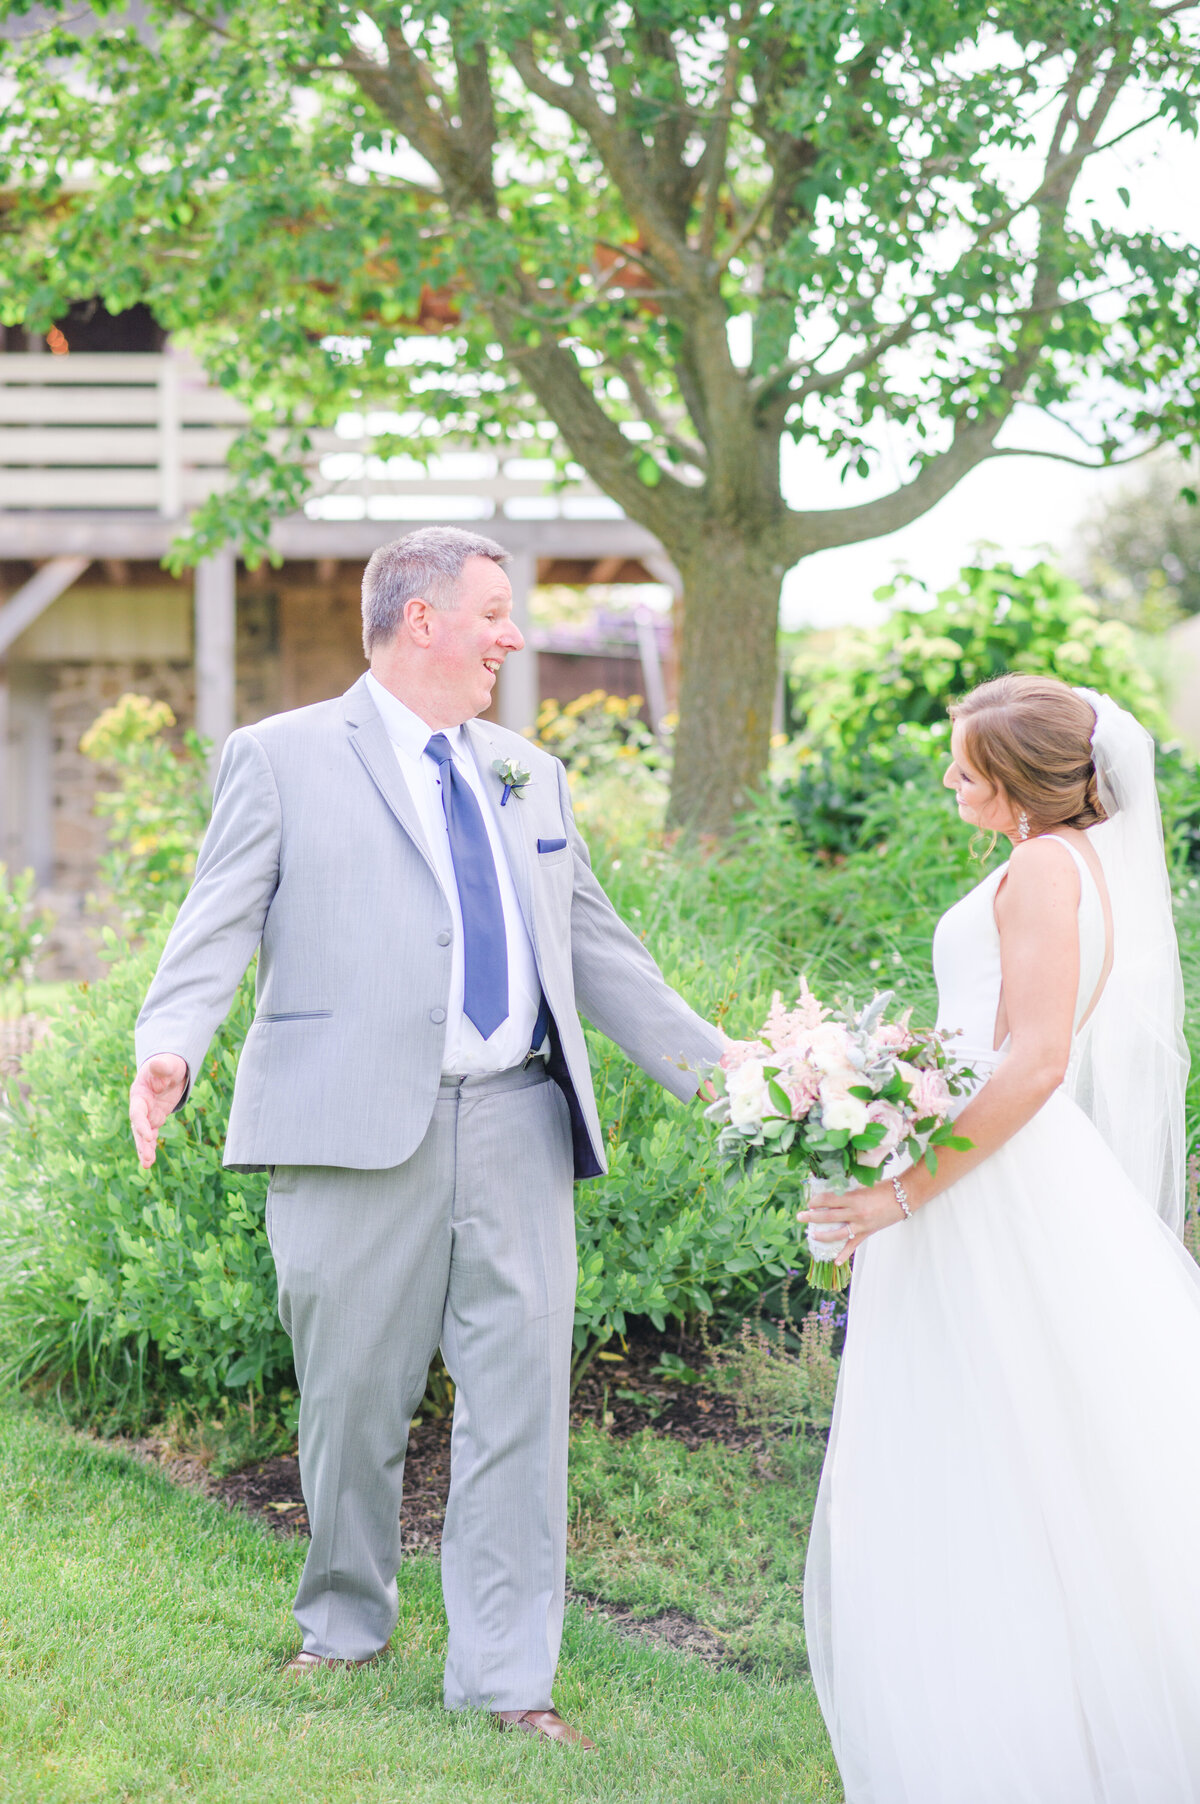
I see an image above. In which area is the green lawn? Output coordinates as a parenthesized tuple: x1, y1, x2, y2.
(568, 1424, 819, 1675)
(0, 1407, 841, 1804)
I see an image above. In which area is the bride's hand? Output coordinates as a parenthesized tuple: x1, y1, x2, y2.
(798, 1180, 907, 1264)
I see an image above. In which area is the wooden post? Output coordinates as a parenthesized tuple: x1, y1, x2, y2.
(194, 550, 236, 773)
(159, 356, 182, 519)
(498, 550, 538, 735)
(0, 659, 11, 870)
(634, 608, 669, 737)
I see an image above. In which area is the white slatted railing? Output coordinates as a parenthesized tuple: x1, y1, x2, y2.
(0, 353, 624, 523)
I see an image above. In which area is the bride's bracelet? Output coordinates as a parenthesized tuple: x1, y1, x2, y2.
(892, 1175, 912, 1219)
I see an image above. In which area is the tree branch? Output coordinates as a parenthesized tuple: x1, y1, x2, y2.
(987, 443, 1159, 470)
(696, 8, 760, 260)
(617, 356, 709, 467)
(505, 34, 705, 297)
(345, 30, 704, 541)
(755, 313, 922, 409)
(784, 418, 1007, 556)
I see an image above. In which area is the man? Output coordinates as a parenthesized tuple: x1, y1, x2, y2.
(129, 526, 721, 1749)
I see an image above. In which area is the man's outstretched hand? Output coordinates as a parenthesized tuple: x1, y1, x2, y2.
(129, 1054, 189, 1168)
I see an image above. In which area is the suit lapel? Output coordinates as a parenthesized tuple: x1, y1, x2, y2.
(465, 720, 535, 930)
(342, 677, 444, 893)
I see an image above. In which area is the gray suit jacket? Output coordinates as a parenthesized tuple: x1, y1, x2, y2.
(135, 674, 722, 1177)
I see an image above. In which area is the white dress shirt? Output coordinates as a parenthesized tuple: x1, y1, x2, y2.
(365, 673, 542, 1076)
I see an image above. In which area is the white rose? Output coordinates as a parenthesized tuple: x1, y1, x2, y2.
(807, 1022, 856, 1075)
(819, 1078, 870, 1135)
(726, 1059, 773, 1129)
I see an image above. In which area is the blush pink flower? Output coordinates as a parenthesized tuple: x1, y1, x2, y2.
(780, 1058, 820, 1120)
(856, 1100, 907, 1168)
(875, 1016, 915, 1052)
(793, 976, 827, 1032)
(720, 1034, 769, 1073)
(909, 1065, 952, 1122)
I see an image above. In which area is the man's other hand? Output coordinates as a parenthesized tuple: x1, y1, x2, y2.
(129, 1054, 189, 1168)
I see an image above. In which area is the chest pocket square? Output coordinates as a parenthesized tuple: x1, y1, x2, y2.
(537, 837, 568, 854)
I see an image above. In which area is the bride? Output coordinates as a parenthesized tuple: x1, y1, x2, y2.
(799, 674, 1200, 1803)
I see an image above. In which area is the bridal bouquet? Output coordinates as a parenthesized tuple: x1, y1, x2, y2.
(703, 981, 975, 1292)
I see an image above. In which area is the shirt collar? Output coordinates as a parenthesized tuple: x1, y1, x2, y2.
(365, 671, 468, 764)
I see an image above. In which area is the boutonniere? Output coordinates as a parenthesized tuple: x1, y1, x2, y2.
(492, 757, 532, 807)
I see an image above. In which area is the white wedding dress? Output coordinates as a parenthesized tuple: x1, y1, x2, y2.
(805, 832, 1200, 1803)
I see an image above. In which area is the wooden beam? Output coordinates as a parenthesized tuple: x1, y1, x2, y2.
(497, 551, 539, 735)
(0, 556, 91, 656)
(194, 550, 236, 772)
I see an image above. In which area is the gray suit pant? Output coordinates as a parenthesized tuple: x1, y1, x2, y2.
(265, 1061, 577, 1710)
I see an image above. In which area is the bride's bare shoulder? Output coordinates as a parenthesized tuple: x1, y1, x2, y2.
(995, 835, 1081, 918)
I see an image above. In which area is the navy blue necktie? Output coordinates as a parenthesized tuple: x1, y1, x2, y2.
(423, 734, 509, 1040)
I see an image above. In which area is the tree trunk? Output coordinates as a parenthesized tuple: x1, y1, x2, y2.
(666, 527, 786, 835)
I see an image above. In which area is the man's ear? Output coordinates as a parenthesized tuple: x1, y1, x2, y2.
(402, 595, 435, 644)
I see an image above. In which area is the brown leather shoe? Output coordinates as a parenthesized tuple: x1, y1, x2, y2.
(282, 1646, 386, 1674)
(493, 1708, 595, 1750)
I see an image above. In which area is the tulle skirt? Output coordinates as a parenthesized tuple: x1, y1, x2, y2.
(805, 1088, 1200, 1803)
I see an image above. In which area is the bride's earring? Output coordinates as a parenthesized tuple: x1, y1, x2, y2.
(1017, 810, 1030, 841)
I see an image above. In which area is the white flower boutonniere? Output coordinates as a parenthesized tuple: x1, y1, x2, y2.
(492, 757, 532, 807)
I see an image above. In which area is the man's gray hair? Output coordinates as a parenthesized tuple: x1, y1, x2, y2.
(361, 526, 508, 655)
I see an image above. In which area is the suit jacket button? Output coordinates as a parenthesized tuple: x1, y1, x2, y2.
(436, 930, 451, 946)
(430, 1007, 447, 1024)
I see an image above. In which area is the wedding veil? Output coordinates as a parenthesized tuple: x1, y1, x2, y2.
(1070, 687, 1189, 1235)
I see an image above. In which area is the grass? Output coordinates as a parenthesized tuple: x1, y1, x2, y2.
(567, 1425, 821, 1676)
(0, 1404, 842, 1804)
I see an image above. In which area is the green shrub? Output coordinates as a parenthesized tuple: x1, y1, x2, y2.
(7, 653, 1195, 1426)
(532, 689, 671, 852)
(702, 1296, 841, 1439)
(0, 864, 54, 1008)
(785, 559, 1167, 856)
(79, 694, 212, 930)
(573, 934, 801, 1374)
(0, 921, 281, 1423)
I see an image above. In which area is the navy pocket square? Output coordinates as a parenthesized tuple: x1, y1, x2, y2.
(537, 837, 568, 854)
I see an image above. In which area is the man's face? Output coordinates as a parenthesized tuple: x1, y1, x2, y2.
(424, 556, 524, 722)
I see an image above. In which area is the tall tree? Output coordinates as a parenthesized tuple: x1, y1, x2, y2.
(3, 1, 1200, 829)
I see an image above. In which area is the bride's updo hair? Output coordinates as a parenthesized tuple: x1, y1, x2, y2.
(949, 673, 1107, 832)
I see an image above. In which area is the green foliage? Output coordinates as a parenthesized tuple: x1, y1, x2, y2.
(0, 920, 281, 1424)
(0, 863, 54, 1001)
(796, 560, 1163, 752)
(702, 1298, 841, 1440)
(0, 699, 965, 1420)
(785, 560, 1166, 856)
(574, 943, 801, 1367)
(4, 2, 1199, 564)
(79, 694, 212, 929)
(534, 689, 670, 852)
(7, 657, 1197, 1424)
(1074, 454, 1200, 623)
(535, 690, 668, 782)
(6, 7, 1200, 829)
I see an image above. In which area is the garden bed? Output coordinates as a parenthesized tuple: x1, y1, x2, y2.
(130, 1326, 773, 1551)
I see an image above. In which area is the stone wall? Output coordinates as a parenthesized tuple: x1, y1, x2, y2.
(37, 657, 194, 980)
